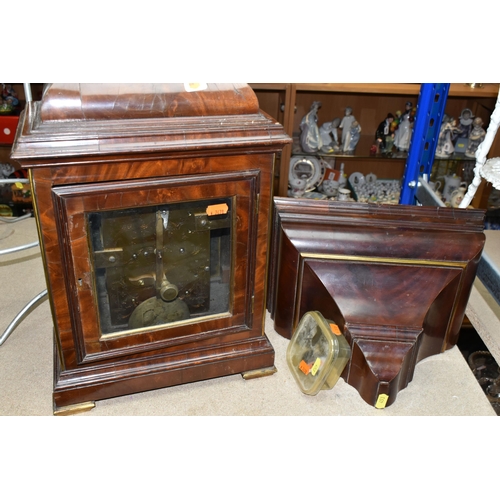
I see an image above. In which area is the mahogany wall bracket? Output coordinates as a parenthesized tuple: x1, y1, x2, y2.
(267, 197, 485, 408)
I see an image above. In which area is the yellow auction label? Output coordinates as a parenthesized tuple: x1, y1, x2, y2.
(311, 357, 322, 376)
(375, 394, 389, 409)
(184, 83, 208, 92)
(15, 182, 24, 189)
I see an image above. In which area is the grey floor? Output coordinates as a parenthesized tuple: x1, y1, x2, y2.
(0, 217, 496, 416)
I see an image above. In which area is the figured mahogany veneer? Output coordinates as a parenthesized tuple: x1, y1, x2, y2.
(11, 83, 291, 413)
(268, 197, 485, 408)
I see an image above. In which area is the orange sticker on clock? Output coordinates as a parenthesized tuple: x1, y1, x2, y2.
(206, 203, 229, 216)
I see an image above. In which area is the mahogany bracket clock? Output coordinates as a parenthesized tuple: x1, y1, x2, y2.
(11, 83, 291, 415)
(267, 197, 485, 408)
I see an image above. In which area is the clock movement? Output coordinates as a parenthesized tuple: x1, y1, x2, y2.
(11, 83, 291, 414)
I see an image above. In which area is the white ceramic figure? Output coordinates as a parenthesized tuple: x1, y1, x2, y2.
(465, 117, 486, 158)
(454, 108, 474, 143)
(339, 107, 356, 152)
(319, 121, 336, 152)
(331, 117, 341, 146)
(435, 117, 459, 158)
(345, 121, 361, 152)
(401, 101, 413, 122)
(299, 101, 323, 153)
(288, 176, 307, 198)
(450, 186, 467, 208)
(394, 113, 412, 151)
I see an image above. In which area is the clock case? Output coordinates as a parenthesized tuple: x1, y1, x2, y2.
(11, 83, 291, 414)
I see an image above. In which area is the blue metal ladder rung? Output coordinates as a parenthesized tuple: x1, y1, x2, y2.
(400, 83, 450, 205)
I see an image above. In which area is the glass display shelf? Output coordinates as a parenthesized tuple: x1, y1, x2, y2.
(291, 135, 409, 161)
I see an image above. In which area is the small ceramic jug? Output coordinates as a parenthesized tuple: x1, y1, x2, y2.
(443, 175, 465, 202)
(337, 188, 351, 201)
(450, 186, 467, 208)
(289, 177, 307, 198)
(428, 180, 441, 194)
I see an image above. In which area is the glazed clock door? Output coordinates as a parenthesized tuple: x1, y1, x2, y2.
(51, 170, 260, 363)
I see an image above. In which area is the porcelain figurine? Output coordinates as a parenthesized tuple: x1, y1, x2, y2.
(394, 113, 412, 151)
(401, 101, 413, 122)
(454, 108, 474, 143)
(346, 120, 361, 152)
(299, 101, 323, 153)
(375, 113, 394, 150)
(331, 117, 341, 147)
(288, 175, 307, 198)
(435, 116, 459, 158)
(319, 119, 341, 153)
(390, 110, 402, 134)
(465, 117, 486, 158)
(319, 121, 333, 151)
(339, 107, 356, 152)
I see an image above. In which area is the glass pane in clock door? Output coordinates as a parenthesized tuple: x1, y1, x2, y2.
(87, 197, 233, 336)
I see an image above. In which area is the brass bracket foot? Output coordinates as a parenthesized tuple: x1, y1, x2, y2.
(53, 401, 96, 416)
(242, 365, 277, 380)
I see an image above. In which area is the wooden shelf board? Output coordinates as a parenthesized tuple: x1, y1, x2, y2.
(294, 83, 422, 95)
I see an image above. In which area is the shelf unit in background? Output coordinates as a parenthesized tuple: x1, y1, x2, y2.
(0, 84, 45, 166)
(250, 83, 500, 208)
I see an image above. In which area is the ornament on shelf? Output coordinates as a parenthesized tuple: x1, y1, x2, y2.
(346, 120, 361, 153)
(435, 115, 459, 158)
(375, 113, 395, 151)
(299, 101, 322, 153)
(318, 117, 341, 153)
(465, 117, 486, 158)
(394, 112, 413, 152)
(339, 107, 356, 152)
(454, 108, 474, 144)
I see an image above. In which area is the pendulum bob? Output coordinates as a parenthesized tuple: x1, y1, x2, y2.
(268, 197, 485, 408)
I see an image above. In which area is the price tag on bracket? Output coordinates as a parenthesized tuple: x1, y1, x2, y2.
(184, 83, 208, 92)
